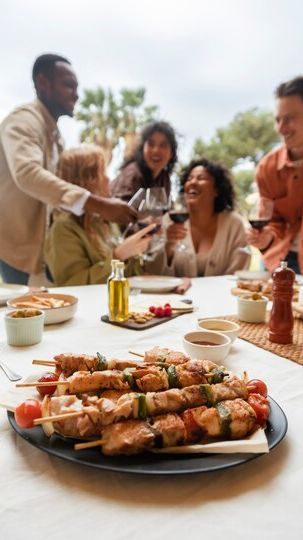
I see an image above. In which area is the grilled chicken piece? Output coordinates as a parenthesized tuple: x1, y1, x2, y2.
(144, 346, 189, 365)
(132, 366, 169, 392)
(183, 398, 257, 441)
(209, 376, 248, 404)
(101, 419, 155, 456)
(54, 353, 98, 376)
(175, 361, 209, 387)
(68, 370, 129, 393)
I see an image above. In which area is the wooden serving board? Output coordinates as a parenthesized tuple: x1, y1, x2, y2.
(101, 312, 186, 331)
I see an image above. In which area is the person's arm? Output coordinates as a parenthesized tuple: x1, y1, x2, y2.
(247, 162, 286, 252)
(2, 110, 136, 224)
(2, 109, 87, 208)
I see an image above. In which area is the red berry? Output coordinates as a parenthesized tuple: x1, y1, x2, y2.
(149, 306, 156, 314)
(164, 306, 172, 317)
(164, 303, 171, 308)
(155, 307, 164, 317)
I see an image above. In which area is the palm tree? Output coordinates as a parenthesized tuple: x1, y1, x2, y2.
(76, 87, 158, 164)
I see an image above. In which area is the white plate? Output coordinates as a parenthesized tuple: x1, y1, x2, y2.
(235, 270, 271, 281)
(129, 276, 182, 293)
(0, 284, 29, 305)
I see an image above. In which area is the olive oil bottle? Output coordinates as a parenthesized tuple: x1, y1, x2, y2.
(108, 261, 129, 322)
(107, 259, 119, 314)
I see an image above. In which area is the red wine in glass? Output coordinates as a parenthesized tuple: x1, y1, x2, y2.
(248, 218, 270, 230)
(169, 211, 189, 224)
(137, 222, 161, 234)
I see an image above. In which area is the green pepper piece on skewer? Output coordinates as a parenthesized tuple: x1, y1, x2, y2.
(96, 352, 107, 371)
(215, 402, 231, 438)
(123, 369, 136, 390)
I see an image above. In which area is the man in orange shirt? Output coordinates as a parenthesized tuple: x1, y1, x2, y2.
(247, 76, 303, 274)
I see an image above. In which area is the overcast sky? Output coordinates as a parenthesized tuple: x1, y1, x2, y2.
(1, 0, 303, 175)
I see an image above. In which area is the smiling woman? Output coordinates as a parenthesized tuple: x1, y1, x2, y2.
(110, 120, 178, 202)
(151, 158, 251, 277)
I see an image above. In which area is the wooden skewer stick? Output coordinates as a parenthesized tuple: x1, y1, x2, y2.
(32, 359, 56, 367)
(16, 381, 67, 388)
(33, 410, 84, 425)
(0, 403, 16, 413)
(74, 439, 104, 450)
(128, 350, 144, 358)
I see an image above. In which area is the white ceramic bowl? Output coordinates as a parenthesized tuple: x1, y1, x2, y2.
(237, 295, 268, 323)
(197, 318, 240, 343)
(183, 330, 232, 364)
(7, 293, 78, 325)
(4, 308, 45, 346)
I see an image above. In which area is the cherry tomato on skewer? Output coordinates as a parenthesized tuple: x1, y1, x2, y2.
(247, 393, 270, 426)
(15, 399, 42, 428)
(36, 372, 59, 397)
(247, 379, 268, 398)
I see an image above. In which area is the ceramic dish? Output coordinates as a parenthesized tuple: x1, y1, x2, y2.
(197, 318, 240, 343)
(237, 295, 268, 323)
(4, 309, 45, 346)
(7, 397, 287, 475)
(7, 293, 78, 325)
(183, 330, 231, 363)
(129, 276, 182, 293)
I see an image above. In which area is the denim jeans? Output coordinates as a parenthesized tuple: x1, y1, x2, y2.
(0, 260, 29, 285)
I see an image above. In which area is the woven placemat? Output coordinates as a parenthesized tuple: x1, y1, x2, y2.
(211, 313, 303, 366)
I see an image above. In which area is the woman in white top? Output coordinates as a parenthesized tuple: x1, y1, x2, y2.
(162, 159, 250, 277)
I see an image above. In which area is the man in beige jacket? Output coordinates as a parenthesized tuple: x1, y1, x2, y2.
(0, 53, 136, 285)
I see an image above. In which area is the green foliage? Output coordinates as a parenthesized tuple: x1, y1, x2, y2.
(233, 169, 255, 214)
(191, 108, 280, 212)
(76, 87, 159, 163)
(192, 108, 279, 168)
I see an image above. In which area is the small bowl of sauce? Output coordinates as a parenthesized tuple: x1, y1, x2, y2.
(183, 330, 232, 364)
(197, 318, 240, 343)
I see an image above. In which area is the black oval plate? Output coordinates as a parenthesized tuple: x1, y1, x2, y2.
(8, 396, 287, 475)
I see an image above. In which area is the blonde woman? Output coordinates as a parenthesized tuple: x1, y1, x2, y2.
(45, 146, 155, 285)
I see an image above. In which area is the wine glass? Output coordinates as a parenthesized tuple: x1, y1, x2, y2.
(248, 195, 274, 230)
(134, 187, 168, 261)
(169, 193, 189, 252)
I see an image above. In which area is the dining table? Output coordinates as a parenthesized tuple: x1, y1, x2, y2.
(0, 275, 301, 540)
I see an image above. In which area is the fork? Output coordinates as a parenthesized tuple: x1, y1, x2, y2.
(0, 360, 22, 381)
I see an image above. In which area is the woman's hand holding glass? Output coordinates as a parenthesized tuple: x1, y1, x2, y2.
(166, 193, 189, 256)
(114, 223, 157, 261)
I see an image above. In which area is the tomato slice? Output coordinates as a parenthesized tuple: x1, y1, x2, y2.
(247, 379, 268, 397)
(247, 393, 270, 426)
(37, 372, 59, 397)
(15, 399, 42, 428)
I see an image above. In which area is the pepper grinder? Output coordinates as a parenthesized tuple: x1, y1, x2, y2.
(268, 261, 295, 344)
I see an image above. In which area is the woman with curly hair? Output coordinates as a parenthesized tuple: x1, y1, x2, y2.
(111, 120, 178, 202)
(161, 158, 250, 277)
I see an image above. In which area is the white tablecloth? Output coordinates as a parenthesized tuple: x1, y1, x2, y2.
(0, 277, 302, 540)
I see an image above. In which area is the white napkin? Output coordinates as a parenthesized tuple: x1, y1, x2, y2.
(152, 428, 268, 454)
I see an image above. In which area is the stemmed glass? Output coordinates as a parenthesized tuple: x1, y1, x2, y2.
(138, 187, 168, 259)
(248, 195, 274, 230)
(168, 193, 189, 252)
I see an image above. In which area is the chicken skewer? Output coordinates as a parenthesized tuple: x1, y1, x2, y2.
(18, 360, 229, 395)
(78, 398, 259, 455)
(34, 377, 249, 432)
(32, 347, 191, 376)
